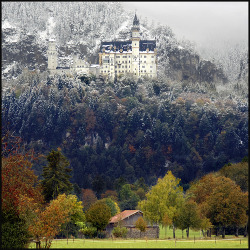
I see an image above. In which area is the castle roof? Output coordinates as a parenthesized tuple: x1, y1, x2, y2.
(100, 40, 156, 53)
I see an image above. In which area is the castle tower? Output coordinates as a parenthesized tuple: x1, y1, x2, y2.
(47, 39, 57, 73)
(131, 13, 140, 77)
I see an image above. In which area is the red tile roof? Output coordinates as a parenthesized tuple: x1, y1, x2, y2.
(109, 210, 143, 223)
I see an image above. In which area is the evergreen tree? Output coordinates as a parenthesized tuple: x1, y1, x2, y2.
(41, 150, 73, 203)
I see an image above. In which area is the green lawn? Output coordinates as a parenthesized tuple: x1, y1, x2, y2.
(28, 226, 248, 248)
(29, 237, 248, 248)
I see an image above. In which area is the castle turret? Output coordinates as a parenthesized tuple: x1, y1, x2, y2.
(131, 13, 140, 77)
(47, 39, 57, 73)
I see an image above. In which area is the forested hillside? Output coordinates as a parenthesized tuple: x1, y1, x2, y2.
(2, 2, 248, 191)
(2, 71, 248, 190)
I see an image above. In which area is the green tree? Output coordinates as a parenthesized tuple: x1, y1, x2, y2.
(41, 150, 73, 202)
(85, 202, 111, 233)
(96, 198, 120, 217)
(138, 171, 184, 238)
(218, 161, 248, 192)
(119, 184, 140, 210)
(60, 194, 85, 242)
(175, 199, 201, 238)
(162, 213, 172, 238)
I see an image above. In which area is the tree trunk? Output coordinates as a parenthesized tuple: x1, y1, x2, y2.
(182, 230, 183, 239)
(244, 223, 248, 237)
(216, 227, 220, 236)
(222, 226, 225, 239)
(186, 227, 189, 238)
(173, 224, 176, 238)
(201, 229, 205, 237)
(235, 226, 239, 237)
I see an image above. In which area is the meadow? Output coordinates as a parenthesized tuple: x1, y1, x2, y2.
(28, 237, 248, 249)
(29, 227, 248, 248)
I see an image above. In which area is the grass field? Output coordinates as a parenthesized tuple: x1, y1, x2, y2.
(28, 226, 248, 248)
(29, 237, 248, 248)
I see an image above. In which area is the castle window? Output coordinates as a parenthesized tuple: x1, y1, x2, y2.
(144, 61, 146, 63)
(117, 56, 120, 58)
(115, 71, 117, 73)
(122, 66, 124, 68)
(129, 61, 130, 63)
(144, 56, 146, 58)
(115, 66, 117, 68)
(142, 66, 145, 68)
(151, 56, 154, 58)
(122, 61, 124, 63)
(150, 66, 153, 68)
(145, 70, 146, 72)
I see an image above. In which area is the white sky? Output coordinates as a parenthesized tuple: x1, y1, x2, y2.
(122, 1, 248, 50)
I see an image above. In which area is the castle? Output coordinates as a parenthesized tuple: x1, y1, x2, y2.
(47, 14, 157, 80)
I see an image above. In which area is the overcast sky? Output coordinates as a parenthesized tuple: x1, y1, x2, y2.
(122, 1, 248, 50)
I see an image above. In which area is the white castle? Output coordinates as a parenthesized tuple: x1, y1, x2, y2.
(47, 14, 157, 80)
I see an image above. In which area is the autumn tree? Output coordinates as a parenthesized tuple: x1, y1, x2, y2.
(1, 132, 44, 248)
(26, 194, 84, 248)
(138, 171, 184, 238)
(82, 188, 98, 211)
(85, 202, 111, 234)
(41, 150, 73, 203)
(135, 217, 147, 238)
(188, 173, 248, 238)
(101, 190, 118, 201)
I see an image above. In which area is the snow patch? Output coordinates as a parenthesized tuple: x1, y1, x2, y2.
(2, 20, 14, 29)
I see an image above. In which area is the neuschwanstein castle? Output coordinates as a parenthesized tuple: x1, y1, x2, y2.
(47, 14, 157, 80)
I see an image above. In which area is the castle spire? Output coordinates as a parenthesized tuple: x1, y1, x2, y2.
(133, 13, 140, 26)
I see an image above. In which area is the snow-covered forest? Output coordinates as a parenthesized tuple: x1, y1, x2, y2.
(1, 2, 248, 190)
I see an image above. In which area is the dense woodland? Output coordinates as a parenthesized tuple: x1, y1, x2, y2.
(2, 69, 248, 191)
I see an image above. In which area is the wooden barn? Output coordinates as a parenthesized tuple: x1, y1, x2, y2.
(105, 210, 159, 238)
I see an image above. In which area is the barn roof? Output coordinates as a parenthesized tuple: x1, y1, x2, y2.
(109, 210, 143, 224)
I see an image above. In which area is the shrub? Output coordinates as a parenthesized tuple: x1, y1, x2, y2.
(80, 226, 97, 238)
(112, 226, 128, 238)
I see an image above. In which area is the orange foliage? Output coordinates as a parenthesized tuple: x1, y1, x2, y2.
(85, 108, 96, 133)
(128, 144, 136, 154)
(82, 188, 97, 210)
(2, 132, 44, 214)
(101, 190, 118, 201)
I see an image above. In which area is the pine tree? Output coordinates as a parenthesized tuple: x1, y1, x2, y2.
(41, 149, 73, 203)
